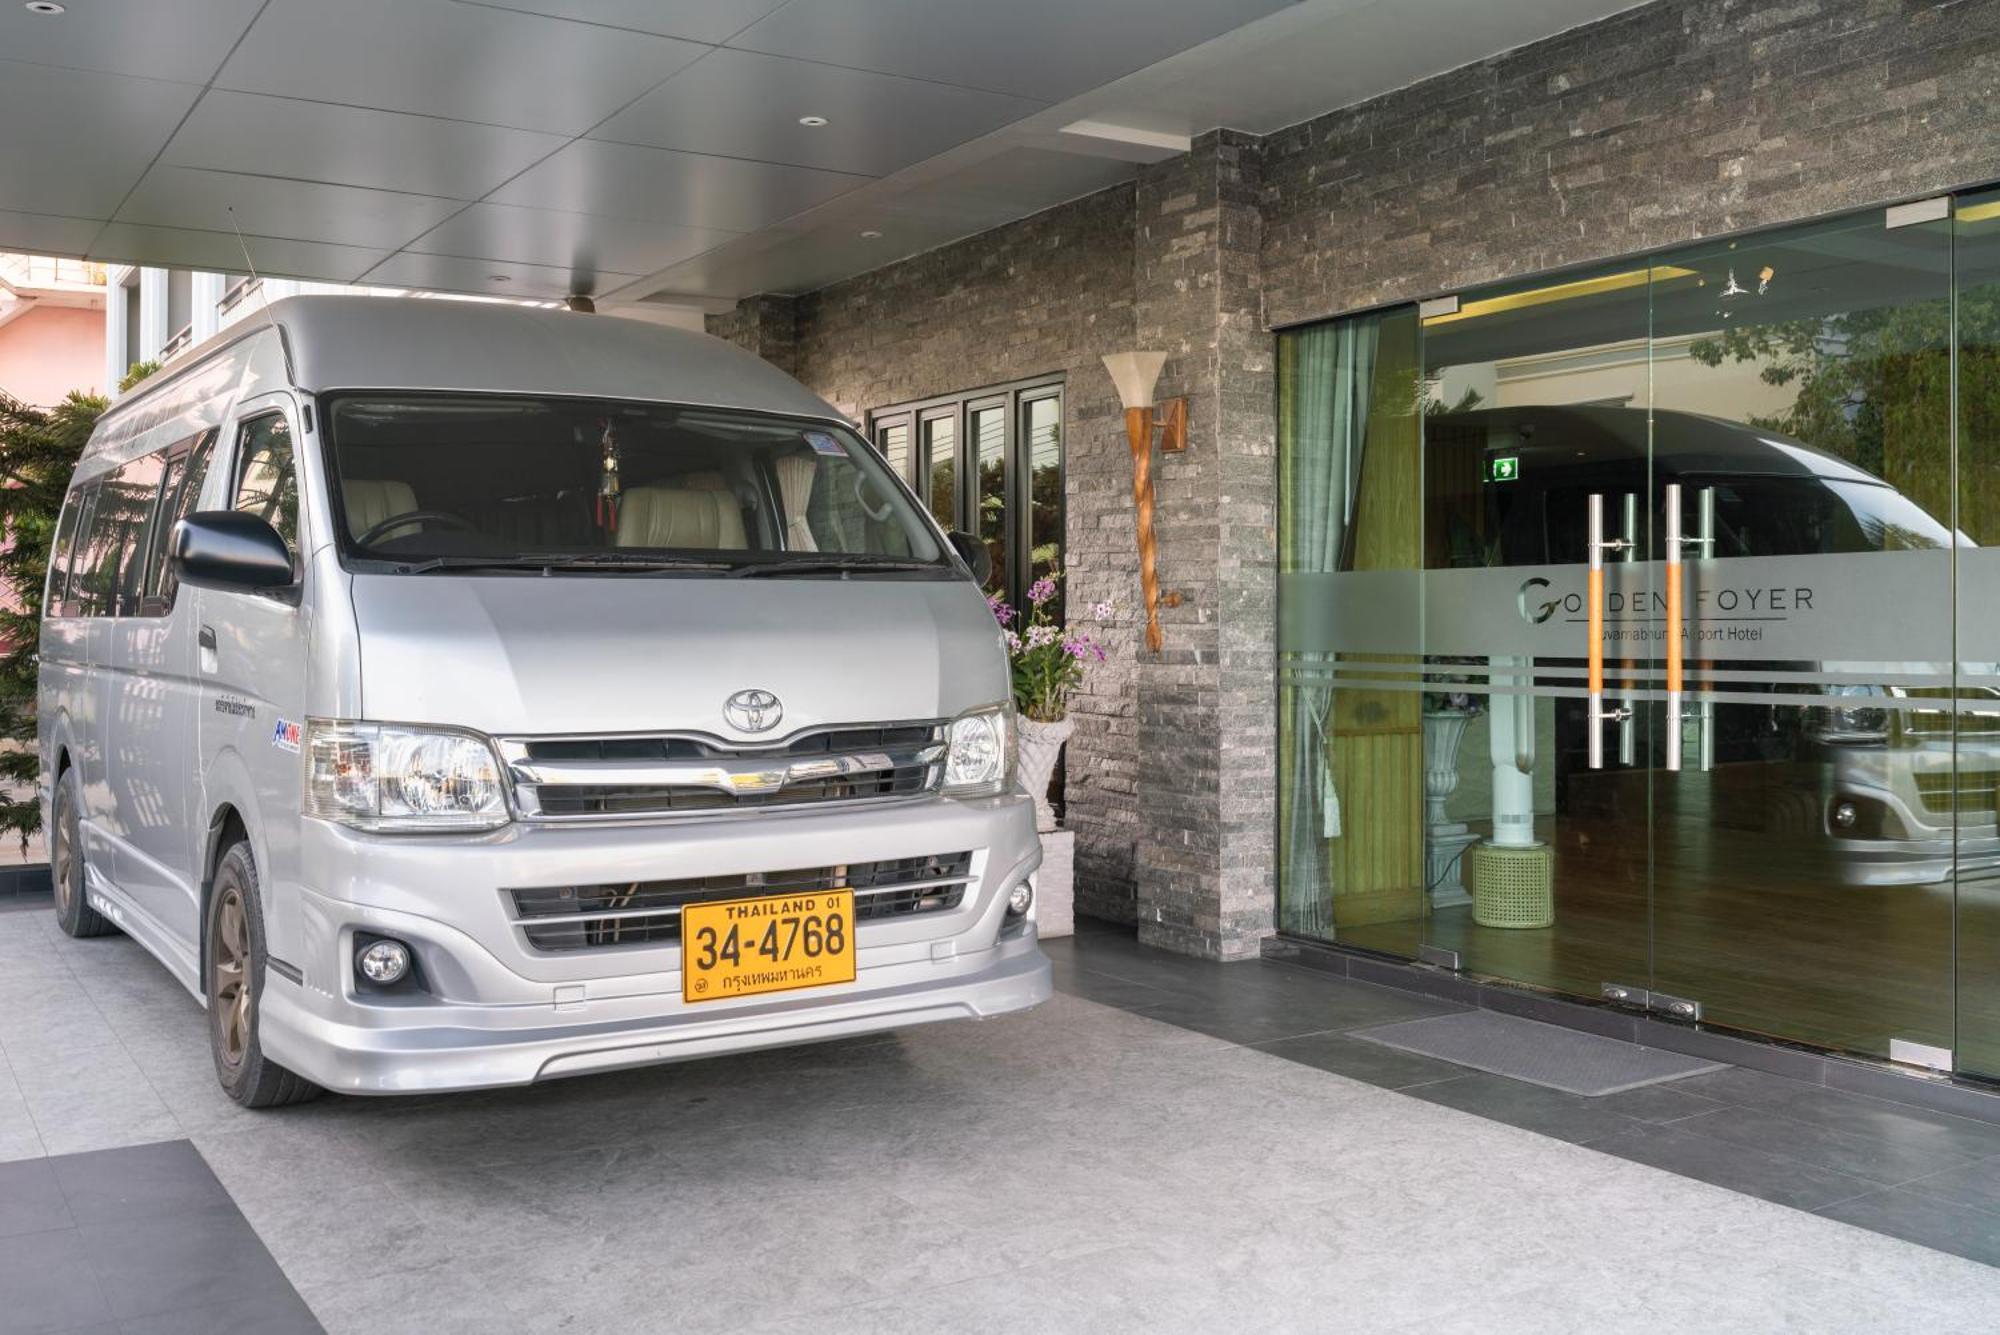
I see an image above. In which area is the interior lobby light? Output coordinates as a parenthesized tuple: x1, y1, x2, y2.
(798, 115, 829, 127)
(1422, 265, 1697, 326)
(1102, 352, 1186, 654)
(24, 2, 66, 12)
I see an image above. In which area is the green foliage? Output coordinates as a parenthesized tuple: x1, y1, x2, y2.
(118, 360, 159, 393)
(1683, 287, 2000, 534)
(0, 390, 104, 839)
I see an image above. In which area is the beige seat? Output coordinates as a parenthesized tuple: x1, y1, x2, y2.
(343, 478, 419, 538)
(616, 487, 747, 550)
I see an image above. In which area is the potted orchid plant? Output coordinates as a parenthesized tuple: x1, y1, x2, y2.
(988, 570, 1109, 834)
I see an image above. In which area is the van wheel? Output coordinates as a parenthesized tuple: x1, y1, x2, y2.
(51, 769, 114, 939)
(207, 842, 322, 1108)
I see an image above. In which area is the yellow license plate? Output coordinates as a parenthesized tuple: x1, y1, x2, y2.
(681, 889, 856, 1004)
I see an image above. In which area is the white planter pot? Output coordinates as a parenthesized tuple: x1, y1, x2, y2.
(1017, 714, 1073, 835)
(1423, 709, 1477, 909)
(1036, 829, 1075, 938)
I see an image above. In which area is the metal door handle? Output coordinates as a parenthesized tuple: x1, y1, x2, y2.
(198, 626, 217, 651)
(1664, 484, 1683, 772)
(1585, 493, 1630, 770)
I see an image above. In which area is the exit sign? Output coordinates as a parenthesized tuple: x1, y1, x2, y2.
(1488, 455, 1520, 483)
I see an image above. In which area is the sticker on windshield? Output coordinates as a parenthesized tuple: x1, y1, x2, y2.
(804, 431, 847, 458)
(271, 718, 302, 754)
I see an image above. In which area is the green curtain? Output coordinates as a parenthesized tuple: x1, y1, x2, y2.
(1277, 315, 1381, 937)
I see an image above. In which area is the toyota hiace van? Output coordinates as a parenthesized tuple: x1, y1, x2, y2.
(39, 296, 1050, 1105)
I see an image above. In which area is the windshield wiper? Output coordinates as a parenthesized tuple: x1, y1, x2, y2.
(388, 555, 554, 574)
(727, 556, 943, 578)
(530, 552, 736, 572)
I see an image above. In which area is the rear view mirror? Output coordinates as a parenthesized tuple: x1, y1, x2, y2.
(947, 530, 992, 586)
(171, 511, 296, 593)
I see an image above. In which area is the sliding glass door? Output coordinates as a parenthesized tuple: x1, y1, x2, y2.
(1279, 187, 2000, 1074)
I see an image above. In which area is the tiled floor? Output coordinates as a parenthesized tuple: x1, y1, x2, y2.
(1049, 920, 2000, 1268)
(7, 902, 2000, 1333)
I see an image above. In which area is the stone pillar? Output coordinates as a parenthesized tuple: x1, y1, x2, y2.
(1131, 130, 1276, 960)
(706, 294, 800, 379)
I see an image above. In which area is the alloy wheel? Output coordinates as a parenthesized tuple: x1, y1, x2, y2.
(210, 886, 252, 1069)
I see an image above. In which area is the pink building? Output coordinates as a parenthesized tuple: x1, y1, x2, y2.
(0, 255, 106, 407)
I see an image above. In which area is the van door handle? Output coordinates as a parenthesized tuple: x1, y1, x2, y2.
(198, 624, 219, 675)
(198, 626, 217, 651)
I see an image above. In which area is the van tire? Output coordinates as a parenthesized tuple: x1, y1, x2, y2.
(206, 842, 322, 1108)
(51, 769, 114, 939)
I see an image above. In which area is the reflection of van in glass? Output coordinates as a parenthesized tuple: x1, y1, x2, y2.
(39, 297, 1050, 1106)
(1429, 404, 1988, 888)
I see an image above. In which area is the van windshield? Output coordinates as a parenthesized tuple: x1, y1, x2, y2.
(323, 394, 948, 574)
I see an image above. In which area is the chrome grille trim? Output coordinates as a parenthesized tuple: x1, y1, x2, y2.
(506, 851, 977, 952)
(497, 721, 948, 821)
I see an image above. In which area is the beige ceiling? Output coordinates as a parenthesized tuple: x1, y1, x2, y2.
(0, 0, 1649, 314)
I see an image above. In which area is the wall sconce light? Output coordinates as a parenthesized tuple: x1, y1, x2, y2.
(1101, 351, 1187, 654)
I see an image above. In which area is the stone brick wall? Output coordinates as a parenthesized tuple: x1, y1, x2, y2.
(1259, 0, 2000, 327)
(752, 186, 1148, 924)
(710, 0, 2000, 958)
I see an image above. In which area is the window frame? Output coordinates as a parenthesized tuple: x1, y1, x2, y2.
(228, 409, 301, 556)
(866, 374, 1065, 612)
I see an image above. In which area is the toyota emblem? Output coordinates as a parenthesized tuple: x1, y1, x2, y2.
(724, 688, 783, 734)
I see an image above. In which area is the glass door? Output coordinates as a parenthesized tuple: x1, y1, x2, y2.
(1410, 264, 1657, 999)
(1646, 208, 1958, 1060)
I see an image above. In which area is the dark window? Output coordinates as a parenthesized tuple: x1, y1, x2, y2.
(68, 481, 126, 618)
(232, 414, 298, 551)
(105, 452, 167, 616)
(867, 376, 1065, 611)
(46, 489, 86, 617)
(139, 430, 216, 615)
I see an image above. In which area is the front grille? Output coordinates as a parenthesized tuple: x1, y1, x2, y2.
(499, 723, 947, 821)
(508, 851, 976, 952)
(1915, 770, 2000, 815)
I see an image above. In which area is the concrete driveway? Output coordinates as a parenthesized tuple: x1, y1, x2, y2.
(3, 904, 1998, 1334)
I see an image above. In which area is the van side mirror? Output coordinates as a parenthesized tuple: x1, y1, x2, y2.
(171, 511, 297, 593)
(946, 530, 992, 586)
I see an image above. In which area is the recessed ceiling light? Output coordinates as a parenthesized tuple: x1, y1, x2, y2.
(24, 2, 66, 13)
(487, 274, 512, 284)
(859, 230, 882, 239)
(797, 115, 828, 127)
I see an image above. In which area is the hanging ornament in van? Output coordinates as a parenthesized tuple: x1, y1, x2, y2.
(595, 418, 622, 533)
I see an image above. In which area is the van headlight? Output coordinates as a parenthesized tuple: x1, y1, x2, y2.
(304, 720, 509, 831)
(942, 704, 1014, 798)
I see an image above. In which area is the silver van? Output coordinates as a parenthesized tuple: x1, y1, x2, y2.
(38, 296, 1050, 1106)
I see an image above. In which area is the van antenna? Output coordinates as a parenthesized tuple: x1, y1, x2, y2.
(226, 205, 294, 380)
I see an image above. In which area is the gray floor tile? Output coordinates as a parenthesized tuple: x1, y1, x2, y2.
(1817, 1186, 2000, 1268)
(115, 1291, 322, 1335)
(1404, 1072, 1646, 1144)
(0, 1157, 71, 1239)
(51, 1140, 231, 1226)
(1668, 1103, 1989, 1187)
(1251, 1029, 1470, 1089)
(76, 1205, 297, 1322)
(1590, 1120, 1881, 1211)
(1590, 1080, 1731, 1124)
(1900, 1156, 2000, 1215)
(0, 1226, 114, 1335)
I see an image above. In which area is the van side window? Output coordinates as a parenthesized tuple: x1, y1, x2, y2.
(143, 431, 215, 614)
(232, 414, 298, 551)
(105, 452, 167, 616)
(69, 481, 129, 618)
(46, 489, 86, 618)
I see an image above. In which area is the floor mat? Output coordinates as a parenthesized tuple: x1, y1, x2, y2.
(1350, 1010, 1726, 1096)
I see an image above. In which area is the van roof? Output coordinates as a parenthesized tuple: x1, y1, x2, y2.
(113, 294, 840, 423)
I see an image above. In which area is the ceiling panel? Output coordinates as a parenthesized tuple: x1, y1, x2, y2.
(115, 166, 465, 251)
(87, 222, 387, 283)
(889, 148, 1141, 221)
(0, 61, 201, 219)
(591, 48, 1046, 177)
(0, 210, 106, 262)
(0, 0, 262, 84)
(361, 251, 639, 300)
(161, 91, 567, 199)
(491, 140, 869, 232)
(457, 0, 791, 45)
(727, 0, 1293, 102)
(406, 202, 739, 276)
(215, 0, 706, 137)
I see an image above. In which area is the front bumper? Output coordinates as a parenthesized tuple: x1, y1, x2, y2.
(265, 791, 1050, 1093)
(261, 924, 1049, 1093)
